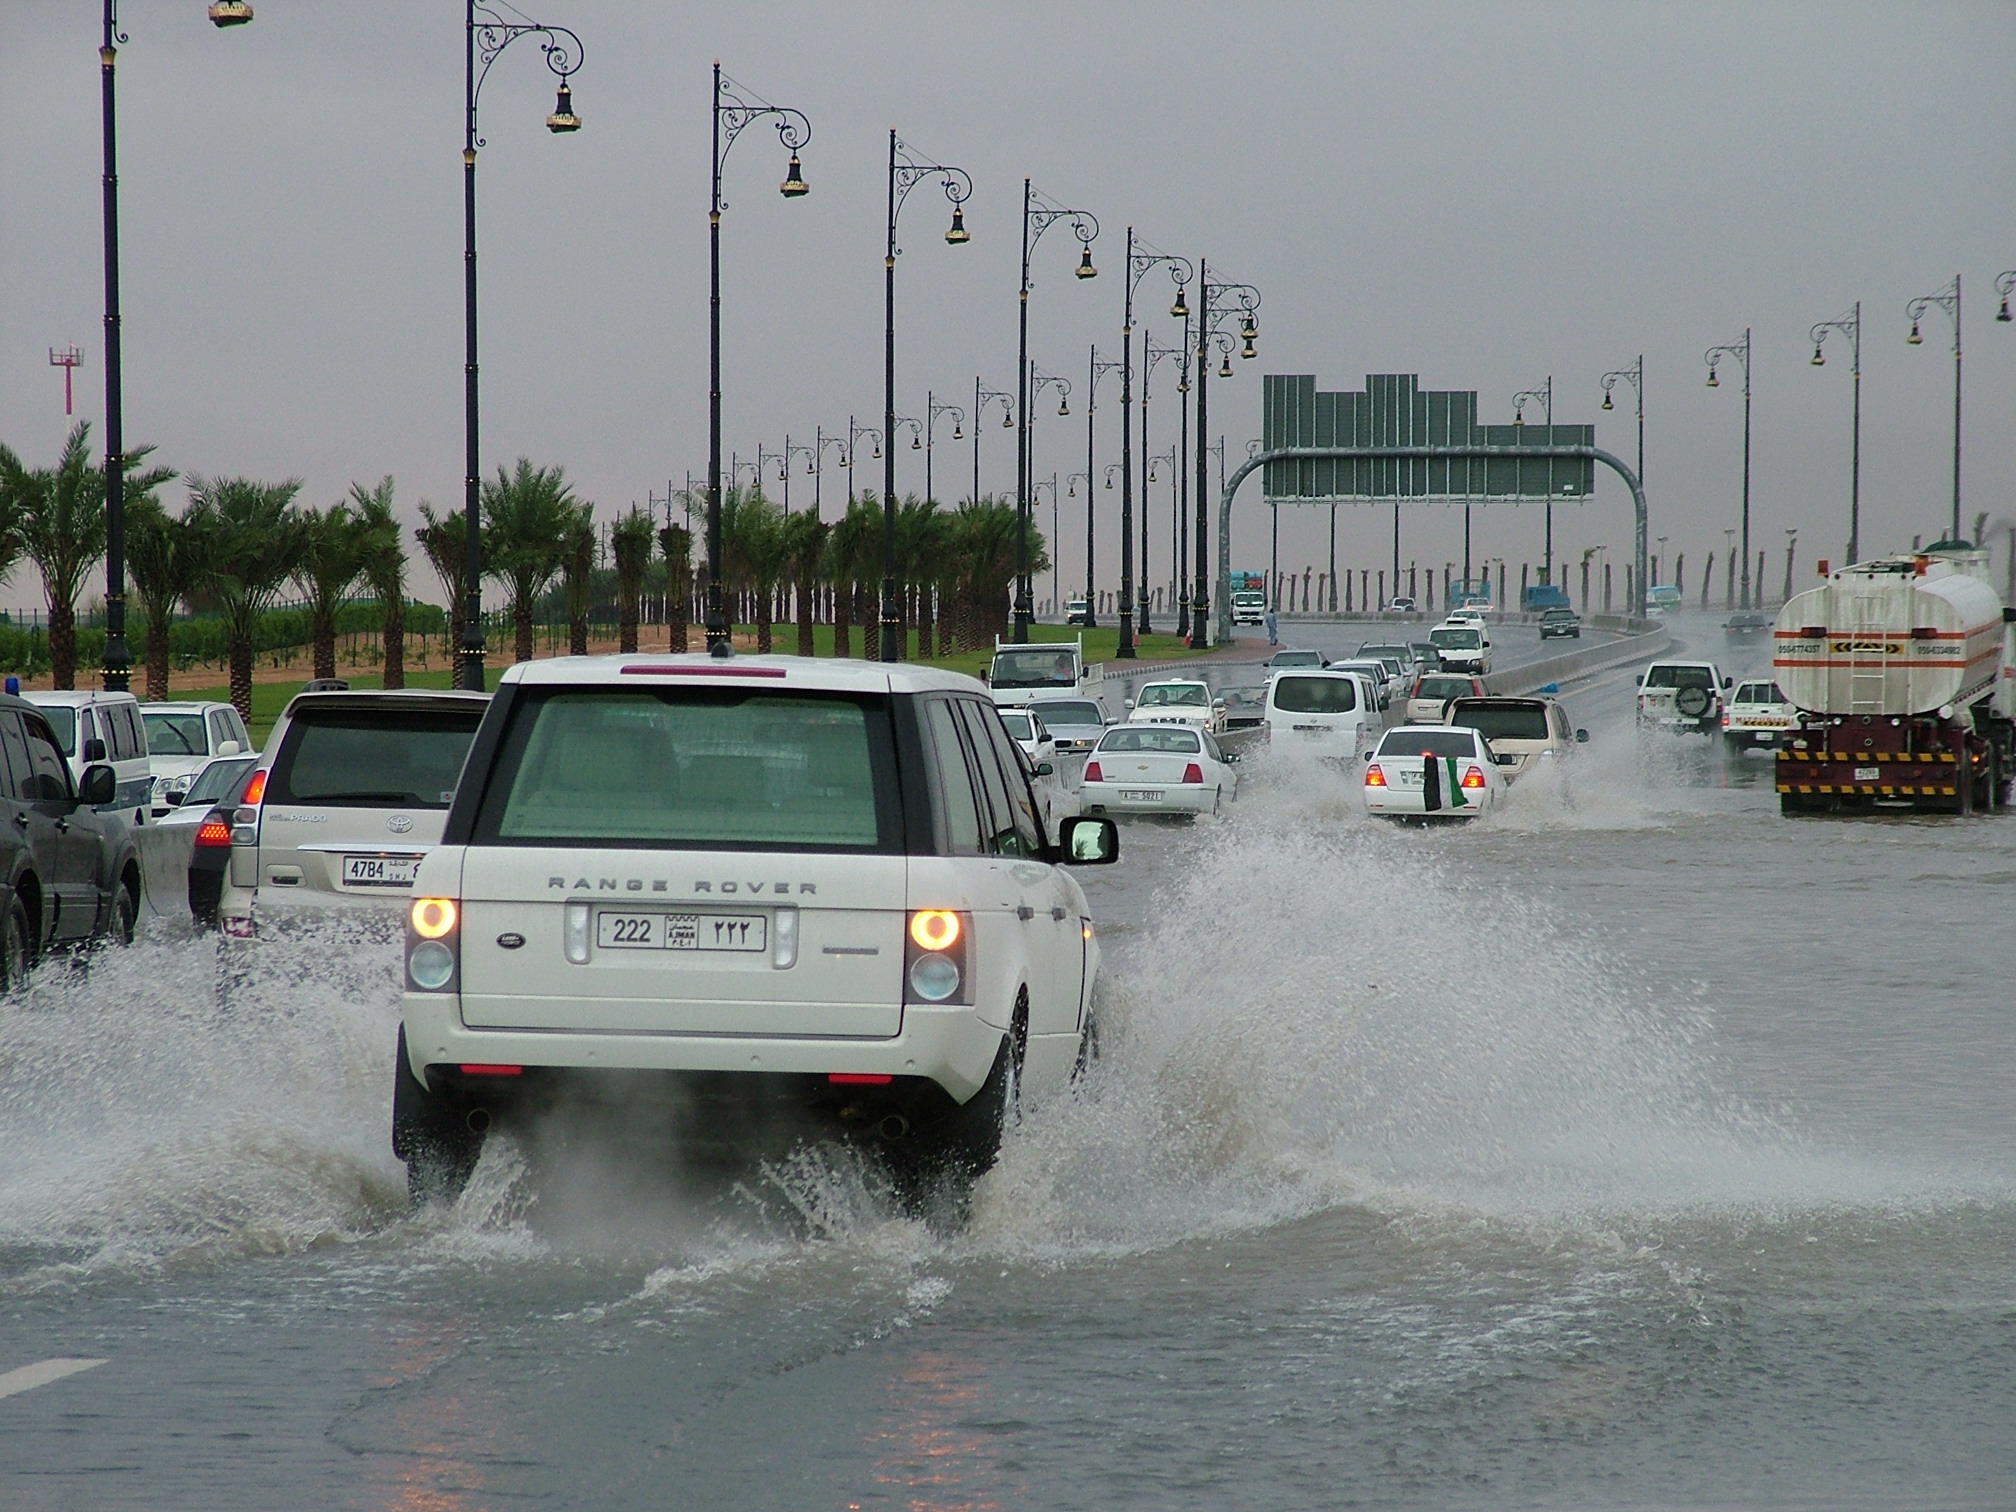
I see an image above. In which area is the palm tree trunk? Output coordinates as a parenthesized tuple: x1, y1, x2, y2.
(312, 606, 338, 681)
(48, 601, 76, 691)
(796, 570, 815, 657)
(618, 588, 639, 653)
(569, 608, 589, 656)
(382, 601, 406, 689)
(514, 600, 535, 663)
(756, 586, 775, 654)
(833, 580, 852, 658)
(229, 635, 254, 722)
(146, 614, 172, 701)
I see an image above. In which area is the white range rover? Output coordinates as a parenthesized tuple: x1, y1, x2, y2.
(393, 653, 1120, 1205)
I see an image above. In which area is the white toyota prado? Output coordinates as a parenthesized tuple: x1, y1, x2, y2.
(393, 653, 1120, 1205)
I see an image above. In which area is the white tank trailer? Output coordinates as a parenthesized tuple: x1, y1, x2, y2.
(1773, 545, 2016, 815)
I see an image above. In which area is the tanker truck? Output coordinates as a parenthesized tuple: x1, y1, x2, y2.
(1773, 544, 2016, 815)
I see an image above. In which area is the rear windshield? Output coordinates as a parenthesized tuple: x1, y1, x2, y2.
(1415, 676, 1474, 699)
(1375, 730, 1480, 760)
(472, 688, 899, 852)
(1358, 645, 1406, 660)
(1271, 675, 1359, 715)
(1642, 664, 1713, 690)
(1268, 651, 1322, 667)
(1430, 627, 1481, 649)
(1028, 700, 1101, 726)
(1098, 726, 1201, 754)
(184, 754, 258, 805)
(1449, 703, 1549, 740)
(270, 704, 485, 809)
(1736, 682, 1787, 703)
(143, 710, 208, 756)
(990, 647, 1079, 689)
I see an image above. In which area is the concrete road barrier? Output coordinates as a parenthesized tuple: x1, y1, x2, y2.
(1483, 625, 1672, 696)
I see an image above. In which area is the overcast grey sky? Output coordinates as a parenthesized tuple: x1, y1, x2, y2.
(4, 0, 2013, 612)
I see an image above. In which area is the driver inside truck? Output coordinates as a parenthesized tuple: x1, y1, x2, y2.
(1050, 654, 1075, 684)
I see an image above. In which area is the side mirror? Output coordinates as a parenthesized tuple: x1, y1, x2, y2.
(1576, 728, 1590, 744)
(79, 763, 116, 806)
(1123, 698, 1135, 710)
(218, 739, 243, 756)
(1059, 815, 1120, 865)
(1034, 760, 1055, 777)
(83, 737, 108, 763)
(162, 788, 185, 807)
(1722, 677, 1733, 689)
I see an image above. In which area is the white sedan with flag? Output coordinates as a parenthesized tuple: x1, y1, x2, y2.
(1361, 724, 1511, 819)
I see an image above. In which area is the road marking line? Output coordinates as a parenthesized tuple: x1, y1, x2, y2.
(0, 1357, 108, 1400)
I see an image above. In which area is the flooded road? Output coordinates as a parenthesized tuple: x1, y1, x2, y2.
(3, 613, 2011, 1510)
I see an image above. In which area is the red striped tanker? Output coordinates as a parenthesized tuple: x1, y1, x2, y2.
(1773, 544, 2016, 814)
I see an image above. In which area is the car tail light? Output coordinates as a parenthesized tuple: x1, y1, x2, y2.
(407, 896, 461, 992)
(195, 815, 233, 848)
(231, 768, 268, 846)
(458, 1064, 523, 1076)
(905, 907, 971, 1005)
(1181, 762, 1204, 784)
(1364, 763, 1387, 787)
(1084, 759, 1104, 783)
(828, 1072, 893, 1085)
(1461, 766, 1486, 789)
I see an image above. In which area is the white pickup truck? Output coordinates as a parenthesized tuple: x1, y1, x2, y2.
(986, 638, 1106, 708)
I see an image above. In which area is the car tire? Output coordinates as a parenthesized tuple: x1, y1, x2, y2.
(0, 894, 33, 995)
(110, 879, 138, 947)
(393, 1025, 484, 1208)
(906, 995, 1027, 1194)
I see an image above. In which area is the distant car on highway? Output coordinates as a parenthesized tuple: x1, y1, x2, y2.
(1427, 619, 1492, 675)
(1403, 672, 1488, 724)
(1721, 678, 1796, 752)
(1264, 648, 1325, 672)
(1444, 695, 1587, 781)
(1082, 723, 1239, 818)
(1064, 598, 1091, 626)
(1361, 724, 1511, 820)
(1636, 659, 1731, 735)
(1408, 640, 1443, 671)
(1385, 596, 1420, 615)
(1538, 607, 1582, 639)
(1216, 686, 1268, 730)
(1262, 669, 1375, 753)
(1230, 590, 1266, 626)
(1356, 642, 1417, 684)
(1022, 696, 1108, 754)
(1325, 658, 1394, 711)
(996, 707, 1058, 769)
(1723, 611, 1772, 640)
(1126, 679, 1227, 734)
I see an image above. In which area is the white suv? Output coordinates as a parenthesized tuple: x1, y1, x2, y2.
(1722, 679, 1796, 750)
(218, 689, 490, 940)
(1636, 660, 1730, 735)
(392, 654, 1120, 1205)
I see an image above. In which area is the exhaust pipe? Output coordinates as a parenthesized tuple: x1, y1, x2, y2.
(877, 1113, 910, 1142)
(465, 1107, 491, 1134)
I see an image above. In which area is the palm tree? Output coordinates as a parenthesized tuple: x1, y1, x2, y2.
(943, 497, 1039, 651)
(185, 475, 306, 719)
(483, 458, 580, 664)
(724, 490, 788, 652)
(611, 508, 655, 653)
(894, 494, 944, 658)
(351, 477, 408, 688)
(825, 500, 882, 659)
(658, 521, 692, 652)
(562, 511, 595, 655)
(126, 493, 214, 700)
(779, 509, 829, 658)
(413, 502, 466, 660)
(292, 502, 373, 682)
(0, 421, 172, 689)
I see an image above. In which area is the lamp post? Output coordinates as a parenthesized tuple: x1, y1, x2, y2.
(1140, 331, 1182, 636)
(1704, 328, 1753, 607)
(925, 392, 963, 506)
(1193, 264, 1260, 646)
(96, 1, 258, 692)
(1172, 325, 1193, 634)
(1808, 304, 1861, 563)
(1783, 527, 1799, 603)
(709, 63, 810, 653)
(1033, 475, 1060, 613)
(812, 428, 847, 519)
(1081, 346, 1121, 627)
(846, 416, 881, 505)
(1512, 377, 1555, 588)
(973, 379, 1013, 506)
(1600, 353, 1644, 502)
(1026, 367, 1071, 598)
(882, 134, 972, 661)
(783, 438, 812, 515)
(1905, 276, 1963, 541)
(1120, 232, 1192, 657)
(1014, 181, 1099, 641)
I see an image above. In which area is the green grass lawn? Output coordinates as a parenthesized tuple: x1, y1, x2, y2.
(179, 623, 1217, 742)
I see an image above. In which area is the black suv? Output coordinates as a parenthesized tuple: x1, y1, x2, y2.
(0, 694, 144, 985)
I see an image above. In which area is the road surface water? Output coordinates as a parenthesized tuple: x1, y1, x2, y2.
(1, 613, 2009, 1510)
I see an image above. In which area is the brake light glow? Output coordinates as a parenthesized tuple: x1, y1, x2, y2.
(195, 817, 233, 847)
(620, 664, 786, 678)
(238, 768, 267, 808)
(411, 897, 459, 939)
(458, 1064, 523, 1076)
(1181, 762, 1204, 784)
(908, 909, 961, 951)
(1461, 766, 1486, 789)
(1083, 759, 1104, 782)
(1364, 763, 1387, 787)
(827, 1073, 893, 1085)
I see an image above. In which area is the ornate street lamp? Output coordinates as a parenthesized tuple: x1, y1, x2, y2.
(811, 428, 848, 519)
(1079, 346, 1121, 628)
(972, 378, 1014, 507)
(1511, 376, 1556, 589)
(1809, 305, 1862, 562)
(1140, 330, 1183, 635)
(1192, 264, 1259, 646)
(1704, 328, 1754, 607)
(708, 63, 810, 652)
(882, 135, 972, 660)
(782, 437, 813, 515)
(924, 391, 963, 507)
(1013, 182, 1099, 640)
(1032, 475, 1060, 613)
(847, 416, 882, 506)
(95, 0, 257, 692)
(1905, 276, 1962, 541)
(1119, 232, 1192, 656)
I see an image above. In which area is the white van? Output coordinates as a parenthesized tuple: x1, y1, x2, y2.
(1263, 669, 1375, 753)
(1427, 620, 1492, 675)
(21, 689, 155, 813)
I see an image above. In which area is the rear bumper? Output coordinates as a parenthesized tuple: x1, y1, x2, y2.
(1080, 781, 1217, 815)
(1774, 750, 1964, 800)
(1363, 791, 1484, 817)
(216, 877, 412, 941)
